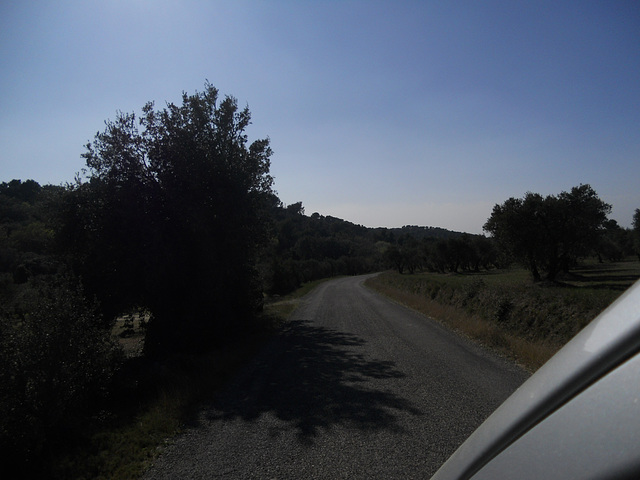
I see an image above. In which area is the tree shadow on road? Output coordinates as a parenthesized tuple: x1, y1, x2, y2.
(204, 319, 423, 442)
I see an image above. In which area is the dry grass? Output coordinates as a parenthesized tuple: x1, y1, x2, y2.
(263, 277, 332, 319)
(366, 278, 560, 372)
(366, 261, 640, 372)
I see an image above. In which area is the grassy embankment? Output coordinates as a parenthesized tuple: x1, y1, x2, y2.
(366, 261, 640, 372)
(52, 279, 325, 480)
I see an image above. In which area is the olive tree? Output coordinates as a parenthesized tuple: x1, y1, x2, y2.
(484, 185, 611, 281)
(63, 84, 274, 356)
(633, 209, 640, 260)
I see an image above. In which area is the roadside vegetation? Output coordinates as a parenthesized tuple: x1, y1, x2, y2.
(369, 185, 640, 372)
(11, 281, 316, 480)
(366, 261, 640, 371)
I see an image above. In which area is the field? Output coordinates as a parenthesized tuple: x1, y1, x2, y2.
(366, 260, 640, 372)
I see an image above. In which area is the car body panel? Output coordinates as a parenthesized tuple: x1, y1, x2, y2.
(471, 350, 640, 480)
(431, 280, 640, 480)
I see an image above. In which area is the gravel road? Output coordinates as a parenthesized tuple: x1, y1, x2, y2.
(143, 274, 528, 479)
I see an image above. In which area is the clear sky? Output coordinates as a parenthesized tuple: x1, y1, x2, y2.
(1, 1, 638, 234)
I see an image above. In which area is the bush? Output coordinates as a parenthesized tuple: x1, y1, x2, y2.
(0, 278, 123, 475)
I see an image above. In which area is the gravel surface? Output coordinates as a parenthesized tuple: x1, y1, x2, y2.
(143, 275, 528, 479)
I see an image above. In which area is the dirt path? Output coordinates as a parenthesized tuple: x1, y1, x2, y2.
(144, 275, 528, 479)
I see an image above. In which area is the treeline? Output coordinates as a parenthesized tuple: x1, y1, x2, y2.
(0, 179, 123, 474)
(383, 234, 501, 275)
(263, 204, 493, 293)
(381, 190, 640, 280)
(265, 202, 381, 294)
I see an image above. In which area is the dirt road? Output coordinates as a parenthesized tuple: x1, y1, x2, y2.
(144, 275, 528, 479)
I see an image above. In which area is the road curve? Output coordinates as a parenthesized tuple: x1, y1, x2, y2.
(144, 275, 528, 479)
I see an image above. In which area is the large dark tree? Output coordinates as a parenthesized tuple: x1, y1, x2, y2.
(61, 84, 274, 356)
(484, 185, 611, 281)
(633, 209, 640, 260)
(483, 192, 547, 281)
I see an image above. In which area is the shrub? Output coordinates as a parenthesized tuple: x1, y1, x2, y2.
(0, 278, 123, 474)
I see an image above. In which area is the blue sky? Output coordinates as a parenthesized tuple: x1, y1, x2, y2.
(1, 1, 638, 233)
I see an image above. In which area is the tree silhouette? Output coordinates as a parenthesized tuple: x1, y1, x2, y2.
(62, 83, 274, 356)
(484, 185, 611, 281)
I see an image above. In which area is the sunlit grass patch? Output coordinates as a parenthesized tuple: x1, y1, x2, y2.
(264, 277, 334, 319)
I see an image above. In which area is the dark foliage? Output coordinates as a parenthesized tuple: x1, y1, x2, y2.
(383, 233, 500, 275)
(595, 219, 635, 263)
(0, 278, 123, 477)
(263, 205, 385, 294)
(262, 203, 488, 287)
(484, 185, 613, 281)
(59, 84, 275, 356)
(0, 180, 64, 284)
(388, 225, 464, 240)
(633, 209, 640, 260)
(0, 181, 123, 476)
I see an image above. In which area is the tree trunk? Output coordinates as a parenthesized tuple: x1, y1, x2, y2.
(529, 260, 542, 282)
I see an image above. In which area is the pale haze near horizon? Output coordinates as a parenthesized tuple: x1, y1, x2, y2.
(1, 1, 638, 234)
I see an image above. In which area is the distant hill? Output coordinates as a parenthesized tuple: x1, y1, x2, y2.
(303, 210, 466, 240)
(387, 225, 466, 239)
